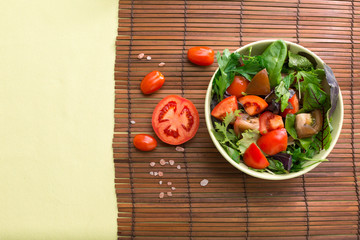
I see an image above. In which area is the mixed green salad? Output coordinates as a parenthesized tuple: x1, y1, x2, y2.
(210, 40, 339, 175)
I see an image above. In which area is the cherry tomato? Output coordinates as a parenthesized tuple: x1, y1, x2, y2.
(140, 70, 165, 94)
(281, 92, 299, 117)
(259, 111, 284, 135)
(133, 134, 157, 151)
(152, 95, 199, 145)
(243, 143, 269, 169)
(246, 68, 271, 96)
(187, 46, 214, 66)
(211, 96, 238, 121)
(227, 75, 250, 98)
(257, 128, 288, 156)
(238, 95, 268, 116)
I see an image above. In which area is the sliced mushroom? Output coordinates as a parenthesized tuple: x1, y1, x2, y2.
(295, 109, 323, 139)
(234, 113, 259, 136)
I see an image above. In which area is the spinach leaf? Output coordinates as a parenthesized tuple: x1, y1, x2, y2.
(301, 83, 327, 112)
(295, 70, 322, 97)
(275, 81, 290, 112)
(288, 51, 313, 71)
(285, 114, 297, 139)
(223, 145, 241, 163)
(212, 49, 241, 101)
(237, 130, 260, 154)
(261, 40, 287, 88)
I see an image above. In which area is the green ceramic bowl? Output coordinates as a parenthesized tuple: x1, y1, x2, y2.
(205, 40, 344, 180)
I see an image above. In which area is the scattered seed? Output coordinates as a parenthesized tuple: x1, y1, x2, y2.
(154, 172, 158, 176)
(159, 180, 163, 185)
(159, 62, 166, 67)
(200, 179, 209, 187)
(159, 159, 166, 165)
(167, 192, 173, 197)
(169, 160, 175, 166)
(130, 120, 136, 124)
(171, 187, 176, 190)
(175, 146, 185, 152)
(159, 192, 164, 198)
(149, 171, 154, 176)
(137, 53, 144, 59)
(167, 181, 172, 186)
(177, 165, 181, 170)
(149, 162, 156, 167)
(146, 56, 151, 60)
(158, 171, 164, 177)
(165, 161, 169, 165)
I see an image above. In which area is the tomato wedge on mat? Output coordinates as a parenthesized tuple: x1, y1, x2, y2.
(152, 95, 199, 145)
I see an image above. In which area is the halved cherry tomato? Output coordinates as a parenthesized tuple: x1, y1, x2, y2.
(281, 91, 299, 117)
(246, 68, 271, 96)
(257, 128, 288, 156)
(152, 95, 199, 145)
(140, 70, 165, 94)
(133, 134, 157, 151)
(187, 46, 214, 66)
(238, 95, 268, 116)
(227, 75, 250, 98)
(211, 96, 238, 121)
(259, 111, 284, 135)
(243, 143, 269, 169)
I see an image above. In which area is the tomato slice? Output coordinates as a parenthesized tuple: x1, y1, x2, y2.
(187, 46, 214, 66)
(238, 95, 268, 116)
(243, 143, 269, 169)
(257, 128, 288, 156)
(140, 70, 165, 94)
(133, 134, 157, 151)
(281, 91, 299, 117)
(245, 68, 271, 96)
(226, 75, 250, 98)
(259, 111, 284, 135)
(152, 95, 199, 145)
(211, 96, 238, 121)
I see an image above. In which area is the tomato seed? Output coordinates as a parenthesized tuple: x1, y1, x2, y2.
(167, 181, 172, 186)
(149, 162, 155, 167)
(177, 165, 181, 170)
(159, 192, 164, 199)
(200, 179, 209, 187)
(149, 171, 154, 175)
(158, 171, 163, 177)
(159, 62, 166, 67)
(130, 120, 136, 124)
(159, 181, 163, 185)
(146, 56, 151, 60)
(159, 159, 166, 165)
(137, 53, 144, 59)
(171, 187, 176, 190)
(169, 160, 175, 165)
(175, 146, 185, 152)
(154, 172, 158, 176)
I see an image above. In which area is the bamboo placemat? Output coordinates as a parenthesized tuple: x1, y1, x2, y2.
(115, 0, 360, 239)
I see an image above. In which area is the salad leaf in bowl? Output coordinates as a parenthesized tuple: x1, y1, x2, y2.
(205, 39, 344, 180)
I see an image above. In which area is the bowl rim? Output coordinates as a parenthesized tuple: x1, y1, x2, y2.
(205, 39, 344, 180)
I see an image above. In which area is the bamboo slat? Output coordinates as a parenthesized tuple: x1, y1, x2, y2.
(115, 0, 360, 239)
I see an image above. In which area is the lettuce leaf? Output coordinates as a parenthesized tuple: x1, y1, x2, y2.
(237, 130, 260, 154)
(288, 51, 313, 71)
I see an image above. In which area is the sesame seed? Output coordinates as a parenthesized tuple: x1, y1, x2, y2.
(159, 159, 166, 166)
(167, 182, 172, 186)
(158, 171, 163, 177)
(146, 56, 151, 60)
(159, 192, 164, 198)
(200, 179, 209, 187)
(159, 62, 166, 67)
(149, 162, 155, 167)
(177, 165, 181, 170)
(169, 160, 175, 166)
(175, 146, 185, 152)
(167, 192, 172, 197)
(137, 53, 144, 59)
(171, 187, 176, 190)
